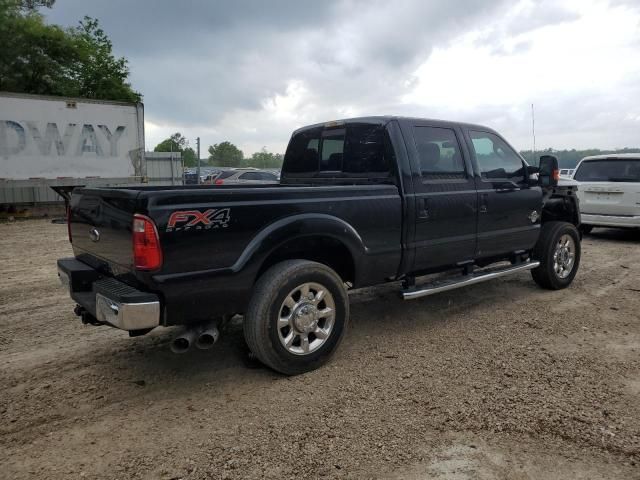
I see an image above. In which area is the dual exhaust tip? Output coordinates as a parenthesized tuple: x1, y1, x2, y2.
(171, 320, 220, 354)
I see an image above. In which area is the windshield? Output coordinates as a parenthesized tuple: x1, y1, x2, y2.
(574, 159, 640, 182)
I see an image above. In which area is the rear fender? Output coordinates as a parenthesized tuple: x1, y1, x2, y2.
(233, 214, 366, 282)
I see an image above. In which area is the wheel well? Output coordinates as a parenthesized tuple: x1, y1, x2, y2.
(542, 196, 579, 226)
(256, 236, 355, 284)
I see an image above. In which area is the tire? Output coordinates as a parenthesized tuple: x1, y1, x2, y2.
(580, 224, 593, 235)
(243, 260, 349, 375)
(531, 221, 581, 290)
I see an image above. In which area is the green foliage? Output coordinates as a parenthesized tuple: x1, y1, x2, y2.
(208, 141, 244, 167)
(154, 133, 199, 167)
(70, 17, 140, 102)
(521, 148, 640, 169)
(243, 148, 284, 168)
(0, 1, 140, 102)
(154, 132, 188, 152)
(182, 147, 197, 167)
(20, 0, 56, 11)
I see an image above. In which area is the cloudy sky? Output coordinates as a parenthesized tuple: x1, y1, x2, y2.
(45, 0, 640, 155)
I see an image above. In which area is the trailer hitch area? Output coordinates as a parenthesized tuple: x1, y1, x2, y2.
(74, 304, 105, 326)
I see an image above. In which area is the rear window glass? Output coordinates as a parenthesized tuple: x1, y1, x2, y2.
(283, 128, 322, 174)
(574, 159, 640, 182)
(321, 129, 345, 171)
(282, 123, 392, 180)
(216, 171, 235, 180)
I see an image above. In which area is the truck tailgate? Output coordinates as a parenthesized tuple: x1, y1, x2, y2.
(69, 187, 140, 274)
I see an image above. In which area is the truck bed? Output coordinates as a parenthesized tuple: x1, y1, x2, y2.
(69, 182, 404, 324)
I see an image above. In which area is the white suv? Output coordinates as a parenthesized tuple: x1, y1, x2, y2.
(572, 154, 640, 232)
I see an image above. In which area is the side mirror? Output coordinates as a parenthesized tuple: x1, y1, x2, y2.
(538, 155, 559, 187)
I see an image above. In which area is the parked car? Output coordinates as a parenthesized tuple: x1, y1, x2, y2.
(212, 168, 279, 185)
(201, 171, 222, 184)
(58, 116, 581, 375)
(559, 168, 574, 179)
(183, 171, 199, 185)
(572, 154, 640, 233)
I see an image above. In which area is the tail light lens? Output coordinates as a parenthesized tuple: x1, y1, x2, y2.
(214, 178, 224, 185)
(133, 214, 163, 270)
(66, 205, 72, 243)
(552, 168, 560, 182)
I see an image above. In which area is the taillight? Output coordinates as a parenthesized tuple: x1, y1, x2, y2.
(132, 214, 163, 270)
(66, 205, 72, 243)
(215, 179, 224, 185)
(552, 169, 560, 181)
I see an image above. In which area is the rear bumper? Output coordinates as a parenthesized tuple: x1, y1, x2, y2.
(57, 258, 160, 331)
(581, 213, 640, 228)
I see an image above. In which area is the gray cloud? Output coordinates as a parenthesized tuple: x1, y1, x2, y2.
(44, 0, 640, 153)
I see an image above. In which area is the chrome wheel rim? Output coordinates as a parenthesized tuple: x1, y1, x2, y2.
(277, 282, 335, 355)
(553, 234, 576, 279)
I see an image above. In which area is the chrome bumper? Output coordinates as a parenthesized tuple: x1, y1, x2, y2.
(57, 258, 160, 331)
(94, 294, 160, 330)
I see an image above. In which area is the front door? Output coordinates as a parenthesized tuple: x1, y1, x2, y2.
(465, 129, 542, 259)
(408, 123, 478, 272)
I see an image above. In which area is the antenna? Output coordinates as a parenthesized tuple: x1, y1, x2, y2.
(531, 103, 536, 165)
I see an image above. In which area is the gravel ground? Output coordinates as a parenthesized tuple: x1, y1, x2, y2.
(0, 219, 639, 480)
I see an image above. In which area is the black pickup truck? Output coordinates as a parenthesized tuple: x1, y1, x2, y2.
(58, 116, 581, 374)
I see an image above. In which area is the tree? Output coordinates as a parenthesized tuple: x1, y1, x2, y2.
(154, 133, 199, 168)
(244, 148, 284, 168)
(182, 147, 198, 168)
(208, 141, 243, 167)
(154, 132, 188, 152)
(70, 17, 140, 102)
(0, 1, 140, 102)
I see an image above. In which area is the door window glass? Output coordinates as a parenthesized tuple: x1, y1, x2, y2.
(413, 127, 466, 179)
(470, 131, 525, 181)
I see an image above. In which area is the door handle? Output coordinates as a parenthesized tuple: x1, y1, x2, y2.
(418, 198, 429, 219)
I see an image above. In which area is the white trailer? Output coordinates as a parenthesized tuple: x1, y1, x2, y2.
(0, 92, 146, 206)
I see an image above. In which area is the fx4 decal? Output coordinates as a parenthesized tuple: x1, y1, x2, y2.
(166, 208, 231, 232)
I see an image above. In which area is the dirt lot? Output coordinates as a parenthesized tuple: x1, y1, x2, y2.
(0, 219, 639, 479)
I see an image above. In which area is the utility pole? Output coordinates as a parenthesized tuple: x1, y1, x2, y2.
(531, 104, 537, 165)
(196, 137, 201, 184)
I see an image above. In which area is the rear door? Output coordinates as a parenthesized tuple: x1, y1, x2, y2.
(574, 158, 640, 215)
(464, 129, 542, 259)
(406, 122, 478, 271)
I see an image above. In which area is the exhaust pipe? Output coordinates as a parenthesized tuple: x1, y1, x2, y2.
(195, 321, 220, 350)
(170, 327, 199, 354)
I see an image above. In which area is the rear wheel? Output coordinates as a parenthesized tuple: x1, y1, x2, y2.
(243, 260, 349, 375)
(531, 221, 581, 290)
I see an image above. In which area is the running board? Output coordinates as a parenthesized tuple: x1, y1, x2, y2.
(402, 261, 540, 300)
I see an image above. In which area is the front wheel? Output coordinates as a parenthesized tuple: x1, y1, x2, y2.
(531, 221, 581, 290)
(243, 260, 349, 375)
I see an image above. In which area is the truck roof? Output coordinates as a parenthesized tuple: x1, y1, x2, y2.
(292, 116, 499, 135)
(581, 153, 640, 161)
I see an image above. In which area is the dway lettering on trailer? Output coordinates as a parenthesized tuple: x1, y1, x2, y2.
(0, 120, 126, 157)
